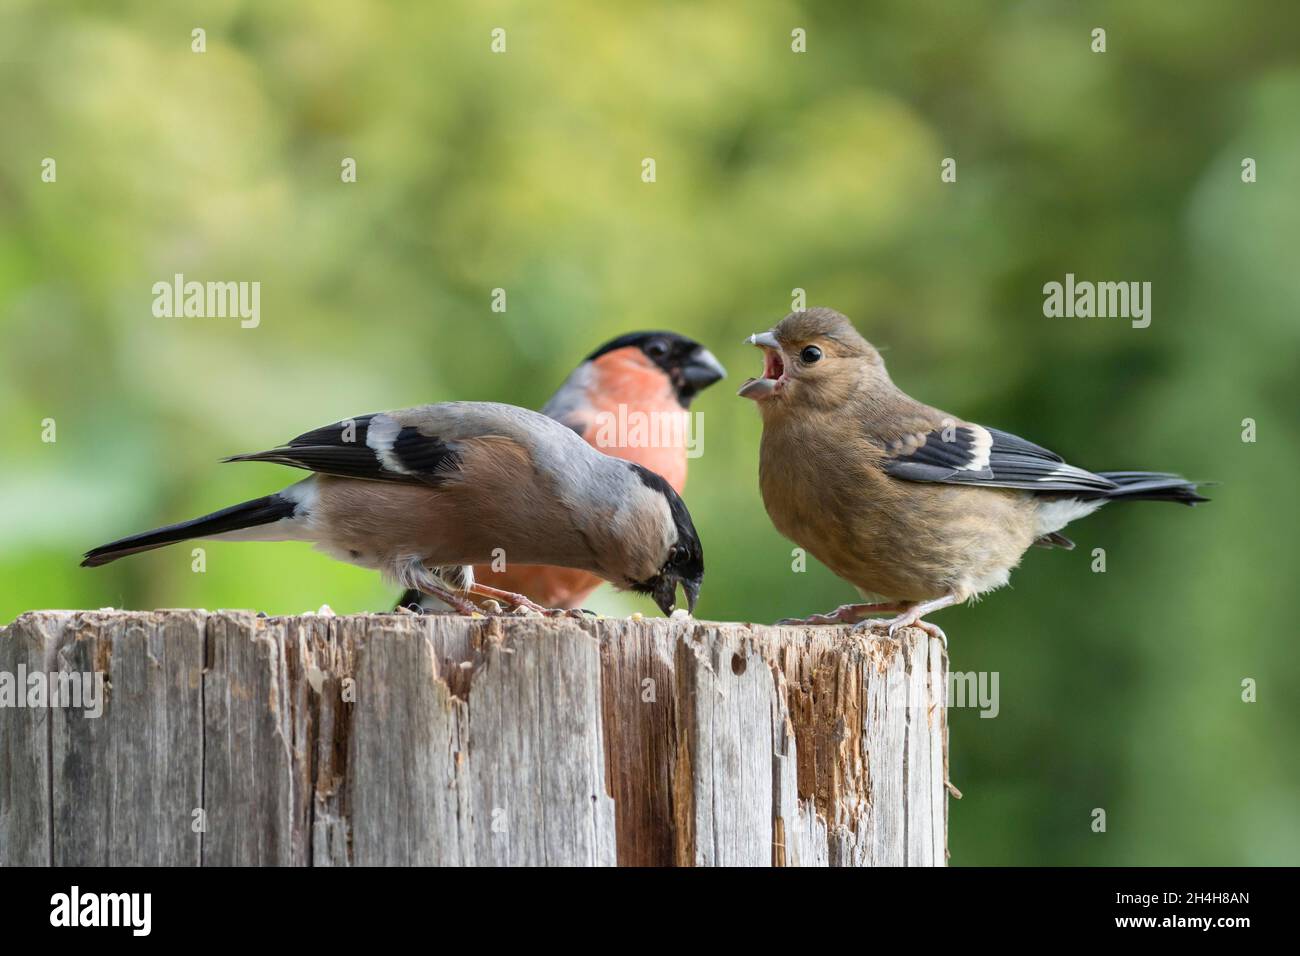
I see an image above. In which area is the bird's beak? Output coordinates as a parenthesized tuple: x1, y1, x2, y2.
(738, 330, 782, 400)
(650, 571, 701, 616)
(681, 575, 701, 615)
(651, 575, 678, 616)
(679, 348, 727, 390)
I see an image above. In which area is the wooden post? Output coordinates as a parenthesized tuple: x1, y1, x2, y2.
(0, 610, 948, 866)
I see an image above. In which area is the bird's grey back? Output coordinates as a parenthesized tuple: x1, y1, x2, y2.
(402, 400, 636, 510)
(538, 364, 595, 429)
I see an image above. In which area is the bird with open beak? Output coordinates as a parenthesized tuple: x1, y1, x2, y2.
(397, 331, 725, 611)
(81, 402, 705, 617)
(739, 307, 1206, 641)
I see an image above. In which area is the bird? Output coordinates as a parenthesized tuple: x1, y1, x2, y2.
(738, 307, 1206, 641)
(394, 331, 725, 611)
(80, 401, 705, 617)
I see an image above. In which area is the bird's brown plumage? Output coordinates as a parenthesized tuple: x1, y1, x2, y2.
(750, 320, 1038, 602)
(741, 307, 1204, 631)
(311, 436, 612, 578)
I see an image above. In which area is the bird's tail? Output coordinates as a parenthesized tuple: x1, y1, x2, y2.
(394, 588, 424, 610)
(81, 494, 299, 567)
(1095, 471, 1209, 505)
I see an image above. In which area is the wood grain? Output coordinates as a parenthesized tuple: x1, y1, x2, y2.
(0, 610, 947, 866)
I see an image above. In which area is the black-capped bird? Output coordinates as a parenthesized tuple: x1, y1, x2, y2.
(396, 331, 724, 610)
(739, 307, 1206, 640)
(81, 402, 705, 616)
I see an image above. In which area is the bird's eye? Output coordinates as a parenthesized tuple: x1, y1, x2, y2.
(800, 345, 822, 364)
(646, 340, 669, 358)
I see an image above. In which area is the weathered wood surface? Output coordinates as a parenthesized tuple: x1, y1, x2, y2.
(0, 610, 948, 866)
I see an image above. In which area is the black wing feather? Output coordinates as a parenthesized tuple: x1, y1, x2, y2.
(881, 423, 1117, 494)
(224, 413, 462, 486)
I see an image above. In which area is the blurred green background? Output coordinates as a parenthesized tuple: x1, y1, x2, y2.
(2, 1, 1297, 865)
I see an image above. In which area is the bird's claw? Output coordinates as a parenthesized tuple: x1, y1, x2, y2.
(778, 612, 870, 626)
(851, 613, 948, 649)
(918, 620, 948, 649)
(776, 602, 907, 627)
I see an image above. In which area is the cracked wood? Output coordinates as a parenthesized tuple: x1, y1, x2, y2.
(0, 610, 948, 866)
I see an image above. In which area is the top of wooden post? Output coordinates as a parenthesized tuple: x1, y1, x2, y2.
(0, 610, 948, 866)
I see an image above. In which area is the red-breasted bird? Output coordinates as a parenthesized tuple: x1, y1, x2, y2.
(396, 331, 725, 610)
(81, 402, 705, 616)
(739, 307, 1206, 640)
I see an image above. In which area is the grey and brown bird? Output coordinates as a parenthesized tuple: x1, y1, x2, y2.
(81, 402, 705, 616)
(396, 331, 725, 611)
(738, 307, 1206, 640)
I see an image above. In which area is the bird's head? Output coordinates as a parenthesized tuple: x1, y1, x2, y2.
(584, 331, 726, 409)
(738, 307, 884, 414)
(620, 463, 705, 615)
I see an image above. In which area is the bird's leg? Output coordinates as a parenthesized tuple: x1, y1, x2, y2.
(416, 583, 481, 616)
(778, 602, 906, 627)
(466, 583, 587, 618)
(853, 593, 960, 646)
(399, 561, 483, 616)
(467, 583, 549, 614)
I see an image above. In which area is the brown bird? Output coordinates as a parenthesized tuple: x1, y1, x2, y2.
(396, 332, 725, 610)
(82, 402, 705, 616)
(739, 307, 1206, 640)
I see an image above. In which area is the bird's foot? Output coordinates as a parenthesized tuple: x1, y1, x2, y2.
(852, 609, 947, 648)
(432, 591, 481, 616)
(468, 584, 550, 615)
(850, 594, 957, 647)
(777, 602, 906, 627)
(466, 584, 591, 619)
(912, 619, 948, 649)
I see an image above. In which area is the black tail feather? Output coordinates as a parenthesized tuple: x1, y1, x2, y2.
(81, 494, 295, 567)
(394, 588, 424, 611)
(1096, 471, 1209, 505)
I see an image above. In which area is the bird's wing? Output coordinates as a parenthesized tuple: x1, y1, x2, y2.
(549, 404, 598, 441)
(879, 422, 1118, 494)
(539, 365, 599, 438)
(223, 410, 465, 486)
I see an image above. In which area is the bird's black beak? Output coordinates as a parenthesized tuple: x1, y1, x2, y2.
(650, 576, 678, 616)
(679, 348, 726, 391)
(681, 575, 701, 615)
(649, 571, 701, 616)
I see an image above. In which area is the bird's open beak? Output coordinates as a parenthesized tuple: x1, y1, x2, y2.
(738, 331, 783, 400)
(680, 348, 727, 390)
